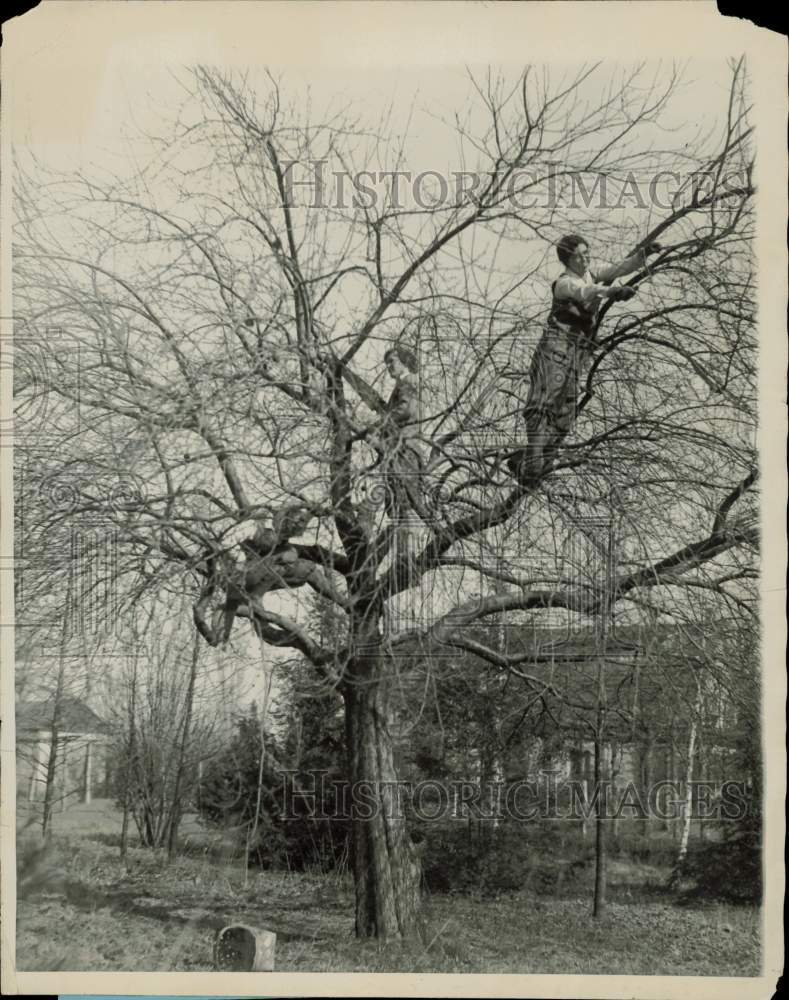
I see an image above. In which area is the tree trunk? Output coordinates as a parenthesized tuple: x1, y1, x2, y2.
(119, 792, 131, 860)
(29, 734, 47, 802)
(669, 733, 679, 839)
(640, 737, 652, 838)
(592, 725, 607, 918)
(699, 754, 708, 842)
(41, 676, 66, 839)
(120, 664, 138, 860)
(677, 686, 702, 867)
(167, 635, 200, 862)
(581, 747, 592, 839)
(610, 740, 620, 839)
(342, 645, 421, 940)
(83, 653, 94, 805)
(41, 732, 60, 838)
(592, 632, 608, 919)
(478, 719, 497, 848)
(82, 740, 93, 805)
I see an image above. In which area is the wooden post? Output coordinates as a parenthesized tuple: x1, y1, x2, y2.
(83, 738, 93, 805)
(592, 715, 607, 919)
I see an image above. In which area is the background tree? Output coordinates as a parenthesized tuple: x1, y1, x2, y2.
(198, 701, 290, 869)
(109, 614, 217, 851)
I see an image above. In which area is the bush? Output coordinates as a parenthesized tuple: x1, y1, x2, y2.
(419, 824, 521, 897)
(418, 819, 618, 900)
(672, 816, 761, 905)
(198, 703, 350, 872)
(672, 677, 762, 907)
(608, 831, 678, 868)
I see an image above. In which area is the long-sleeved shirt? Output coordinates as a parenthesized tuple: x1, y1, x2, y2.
(522, 250, 648, 421)
(549, 251, 647, 339)
(382, 373, 421, 436)
(553, 250, 647, 311)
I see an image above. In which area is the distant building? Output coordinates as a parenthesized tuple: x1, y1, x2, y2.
(390, 619, 744, 834)
(16, 697, 112, 807)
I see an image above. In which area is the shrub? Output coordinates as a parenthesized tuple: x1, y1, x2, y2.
(198, 703, 350, 872)
(672, 810, 761, 905)
(608, 832, 678, 868)
(672, 676, 762, 907)
(419, 823, 535, 899)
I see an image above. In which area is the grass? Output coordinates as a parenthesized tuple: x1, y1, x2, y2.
(15, 800, 761, 975)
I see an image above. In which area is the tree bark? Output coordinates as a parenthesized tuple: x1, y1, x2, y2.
(120, 660, 138, 861)
(41, 669, 66, 839)
(82, 740, 93, 805)
(581, 747, 592, 839)
(167, 635, 200, 862)
(592, 724, 607, 918)
(610, 740, 621, 839)
(639, 737, 652, 838)
(677, 685, 702, 867)
(669, 732, 679, 839)
(342, 641, 421, 940)
(83, 654, 94, 804)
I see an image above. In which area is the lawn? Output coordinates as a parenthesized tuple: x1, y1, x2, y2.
(14, 800, 761, 975)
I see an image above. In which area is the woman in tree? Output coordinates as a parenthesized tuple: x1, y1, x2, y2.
(508, 233, 662, 483)
(368, 344, 432, 523)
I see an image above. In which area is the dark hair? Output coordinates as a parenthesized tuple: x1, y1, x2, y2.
(556, 234, 587, 266)
(384, 344, 418, 373)
(273, 504, 312, 539)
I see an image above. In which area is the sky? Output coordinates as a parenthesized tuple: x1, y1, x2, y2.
(4, 5, 748, 329)
(5, 4, 738, 162)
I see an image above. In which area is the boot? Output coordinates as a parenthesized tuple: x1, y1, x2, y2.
(506, 448, 542, 486)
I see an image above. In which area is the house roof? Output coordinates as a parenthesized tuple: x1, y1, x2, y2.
(16, 697, 110, 735)
(398, 619, 716, 664)
(498, 621, 712, 658)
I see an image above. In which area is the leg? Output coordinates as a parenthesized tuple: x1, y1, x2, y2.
(212, 600, 239, 646)
(508, 332, 570, 484)
(507, 406, 551, 483)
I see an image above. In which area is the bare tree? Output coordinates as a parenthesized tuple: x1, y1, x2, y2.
(109, 609, 216, 852)
(39, 620, 68, 840)
(14, 60, 757, 938)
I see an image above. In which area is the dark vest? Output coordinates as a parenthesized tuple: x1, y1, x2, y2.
(546, 278, 598, 343)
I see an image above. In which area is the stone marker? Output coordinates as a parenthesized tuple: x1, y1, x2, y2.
(214, 924, 276, 971)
